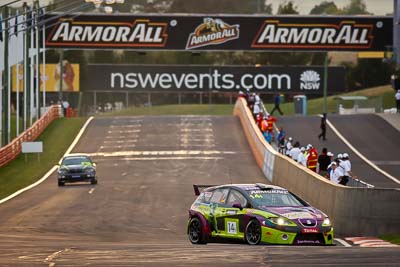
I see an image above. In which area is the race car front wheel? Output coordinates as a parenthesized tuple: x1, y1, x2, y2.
(188, 217, 207, 245)
(245, 219, 261, 245)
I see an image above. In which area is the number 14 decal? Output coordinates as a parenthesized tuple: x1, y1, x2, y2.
(227, 221, 237, 234)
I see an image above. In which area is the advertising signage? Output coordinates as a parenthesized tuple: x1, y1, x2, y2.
(45, 14, 392, 52)
(82, 65, 346, 94)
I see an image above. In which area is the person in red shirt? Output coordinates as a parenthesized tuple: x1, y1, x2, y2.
(306, 144, 318, 172)
(266, 114, 276, 133)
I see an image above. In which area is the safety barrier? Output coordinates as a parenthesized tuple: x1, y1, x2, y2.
(0, 105, 61, 168)
(234, 97, 400, 236)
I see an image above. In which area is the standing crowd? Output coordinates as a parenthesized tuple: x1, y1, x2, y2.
(239, 91, 354, 186)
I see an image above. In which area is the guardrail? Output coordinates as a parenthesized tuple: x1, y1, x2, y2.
(234, 98, 400, 236)
(0, 105, 61, 168)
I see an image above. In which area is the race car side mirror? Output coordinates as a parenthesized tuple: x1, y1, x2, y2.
(232, 203, 243, 210)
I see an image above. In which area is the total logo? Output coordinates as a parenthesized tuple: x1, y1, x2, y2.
(186, 18, 240, 50)
(300, 70, 320, 90)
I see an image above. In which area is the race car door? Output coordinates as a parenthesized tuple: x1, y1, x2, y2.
(214, 189, 248, 240)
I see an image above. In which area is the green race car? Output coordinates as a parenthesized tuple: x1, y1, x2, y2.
(187, 183, 333, 245)
(57, 154, 97, 186)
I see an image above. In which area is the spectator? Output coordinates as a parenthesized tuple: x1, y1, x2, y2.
(396, 89, 400, 113)
(285, 137, 293, 156)
(277, 127, 286, 154)
(247, 93, 256, 111)
(253, 100, 261, 120)
(318, 148, 331, 177)
(297, 147, 307, 167)
(318, 113, 327, 141)
(264, 130, 272, 144)
(255, 112, 264, 130)
(270, 93, 284, 115)
(339, 153, 352, 185)
(261, 116, 268, 133)
(62, 99, 70, 117)
(306, 144, 318, 172)
(266, 114, 276, 135)
(329, 162, 344, 184)
(289, 141, 301, 160)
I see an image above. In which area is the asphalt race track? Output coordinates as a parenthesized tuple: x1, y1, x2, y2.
(329, 114, 400, 180)
(0, 116, 398, 266)
(277, 115, 400, 188)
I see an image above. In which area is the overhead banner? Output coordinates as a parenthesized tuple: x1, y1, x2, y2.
(82, 65, 346, 94)
(44, 14, 392, 51)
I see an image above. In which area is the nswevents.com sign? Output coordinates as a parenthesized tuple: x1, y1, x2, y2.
(82, 65, 345, 94)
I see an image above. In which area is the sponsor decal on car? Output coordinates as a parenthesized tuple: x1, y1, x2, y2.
(186, 18, 239, 49)
(282, 212, 314, 219)
(302, 228, 319, 234)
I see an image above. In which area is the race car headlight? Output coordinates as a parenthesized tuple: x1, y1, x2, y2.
(322, 218, 331, 226)
(58, 168, 67, 174)
(84, 168, 95, 174)
(268, 217, 294, 226)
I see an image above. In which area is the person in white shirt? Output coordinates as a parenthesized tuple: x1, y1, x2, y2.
(297, 147, 307, 167)
(289, 141, 301, 160)
(329, 162, 344, 184)
(253, 101, 261, 119)
(285, 137, 293, 156)
(395, 89, 400, 112)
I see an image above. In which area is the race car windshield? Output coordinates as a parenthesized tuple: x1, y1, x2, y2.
(62, 157, 91, 166)
(245, 189, 305, 207)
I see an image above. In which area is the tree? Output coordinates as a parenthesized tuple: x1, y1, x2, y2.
(310, 1, 339, 15)
(341, 0, 371, 15)
(277, 1, 299, 15)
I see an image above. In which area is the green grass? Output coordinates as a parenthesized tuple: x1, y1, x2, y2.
(0, 117, 87, 200)
(99, 104, 234, 116)
(264, 85, 396, 116)
(380, 235, 400, 245)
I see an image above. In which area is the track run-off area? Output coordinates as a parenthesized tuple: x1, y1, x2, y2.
(0, 115, 399, 266)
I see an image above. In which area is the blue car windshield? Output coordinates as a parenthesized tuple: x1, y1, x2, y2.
(245, 189, 305, 207)
(62, 157, 91, 166)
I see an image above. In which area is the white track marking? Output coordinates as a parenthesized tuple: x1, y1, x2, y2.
(88, 150, 237, 157)
(180, 129, 213, 132)
(327, 119, 400, 185)
(106, 135, 138, 139)
(0, 117, 94, 205)
(181, 138, 215, 142)
(44, 248, 70, 265)
(88, 188, 95, 194)
(110, 125, 141, 128)
(180, 144, 216, 147)
(100, 145, 136, 150)
(114, 156, 224, 161)
(107, 130, 140, 134)
(103, 140, 137, 144)
(180, 134, 214, 137)
(334, 238, 352, 247)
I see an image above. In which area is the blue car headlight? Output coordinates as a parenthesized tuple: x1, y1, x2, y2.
(58, 168, 67, 175)
(84, 168, 95, 175)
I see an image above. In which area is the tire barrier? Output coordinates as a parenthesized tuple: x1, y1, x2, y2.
(234, 97, 400, 236)
(0, 105, 61, 168)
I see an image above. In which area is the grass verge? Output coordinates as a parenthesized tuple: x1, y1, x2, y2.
(380, 235, 400, 245)
(98, 104, 234, 116)
(264, 85, 396, 115)
(0, 117, 87, 200)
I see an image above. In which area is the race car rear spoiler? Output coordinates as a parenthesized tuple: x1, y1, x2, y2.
(193, 184, 217, 196)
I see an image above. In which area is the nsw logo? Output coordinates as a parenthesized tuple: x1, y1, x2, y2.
(300, 70, 321, 90)
(186, 18, 239, 50)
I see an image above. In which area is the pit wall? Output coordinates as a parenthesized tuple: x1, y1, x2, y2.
(234, 97, 400, 236)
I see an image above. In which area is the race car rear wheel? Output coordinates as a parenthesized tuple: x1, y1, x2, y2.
(245, 219, 261, 245)
(188, 217, 207, 244)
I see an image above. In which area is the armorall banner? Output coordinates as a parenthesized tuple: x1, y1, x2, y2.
(82, 65, 346, 94)
(45, 14, 392, 51)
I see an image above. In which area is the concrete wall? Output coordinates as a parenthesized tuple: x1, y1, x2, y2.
(234, 98, 400, 236)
